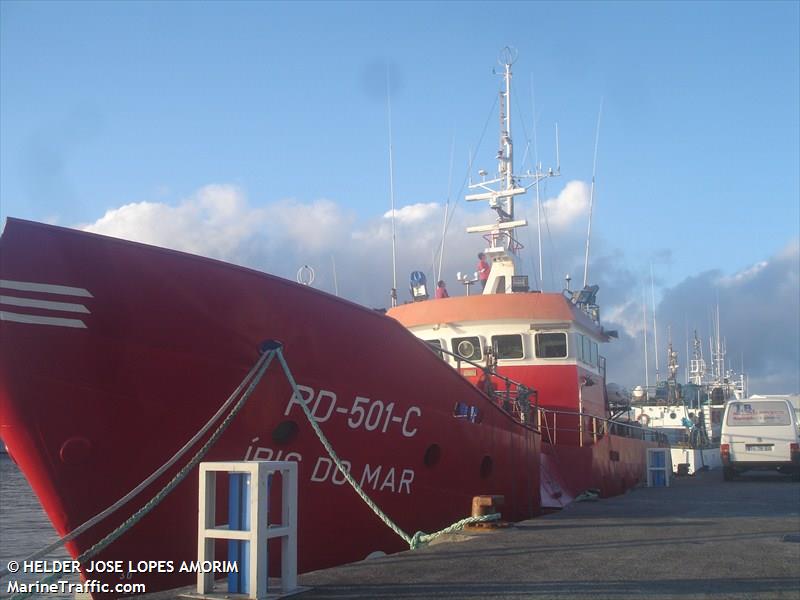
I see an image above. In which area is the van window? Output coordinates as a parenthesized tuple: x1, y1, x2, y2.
(452, 336, 482, 361)
(726, 401, 792, 427)
(535, 332, 567, 359)
(425, 339, 444, 360)
(492, 334, 524, 359)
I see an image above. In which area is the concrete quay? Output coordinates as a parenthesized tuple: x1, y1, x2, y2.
(156, 469, 800, 600)
(296, 469, 800, 600)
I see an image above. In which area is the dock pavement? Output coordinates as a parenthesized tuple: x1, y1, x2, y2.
(161, 469, 800, 600)
(298, 469, 800, 600)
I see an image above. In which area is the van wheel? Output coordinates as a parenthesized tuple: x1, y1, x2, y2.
(723, 467, 736, 481)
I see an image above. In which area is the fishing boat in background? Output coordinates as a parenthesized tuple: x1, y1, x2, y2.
(0, 50, 663, 599)
(630, 328, 746, 474)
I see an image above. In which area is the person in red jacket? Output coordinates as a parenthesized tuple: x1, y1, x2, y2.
(477, 253, 490, 289)
(435, 280, 449, 299)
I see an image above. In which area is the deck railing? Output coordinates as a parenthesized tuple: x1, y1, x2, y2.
(536, 406, 668, 447)
(424, 340, 668, 447)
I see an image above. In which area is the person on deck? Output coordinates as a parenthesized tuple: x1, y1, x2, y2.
(477, 253, 490, 289)
(435, 280, 449, 299)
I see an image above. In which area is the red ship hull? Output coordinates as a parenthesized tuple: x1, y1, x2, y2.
(1, 219, 544, 597)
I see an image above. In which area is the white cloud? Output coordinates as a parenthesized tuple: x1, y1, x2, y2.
(541, 180, 590, 230)
(601, 240, 800, 394)
(77, 183, 798, 394)
(83, 184, 265, 262)
(383, 202, 439, 224)
(263, 198, 353, 254)
(603, 298, 643, 339)
(718, 261, 768, 287)
(77, 184, 462, 306)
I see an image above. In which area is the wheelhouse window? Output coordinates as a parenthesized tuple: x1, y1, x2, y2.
(492, 334, 524, 359)
(424, 339, 444, 360)
(582, 335, 591, 364)
(452, 336, 482, 361)
(576, 333, 599, 367)
(535, 332, 567, 359)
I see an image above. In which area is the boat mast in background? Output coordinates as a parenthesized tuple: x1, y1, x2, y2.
(713, 302, 724, 383)
(643, 287, 650, 391)
(690, 329, 706, 386)
(651, 263, 659, 382)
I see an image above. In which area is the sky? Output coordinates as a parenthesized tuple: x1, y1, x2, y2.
(1, 1, 798, 393)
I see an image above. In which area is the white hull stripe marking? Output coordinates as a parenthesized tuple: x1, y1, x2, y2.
(0, 295, 90, 314)
(0, 279, 93, 298)
(0, 311, 87, 329)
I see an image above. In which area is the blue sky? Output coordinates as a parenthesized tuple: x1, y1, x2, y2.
(2, 1, 798, 391)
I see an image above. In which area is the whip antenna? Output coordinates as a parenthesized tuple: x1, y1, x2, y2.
(437, 133, 456, 282)
(387, 65, 398, 307)
(583, 98, 603, 287)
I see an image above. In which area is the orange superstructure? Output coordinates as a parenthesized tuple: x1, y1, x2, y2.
(389, 292, 607, 336)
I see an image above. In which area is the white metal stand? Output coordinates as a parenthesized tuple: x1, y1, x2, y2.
(195, 461, 302, 599)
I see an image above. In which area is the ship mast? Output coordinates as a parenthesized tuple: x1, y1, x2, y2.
(689, 329, 706, 386)
(464, 47, 560, 295)
(666, 331, 679, 403)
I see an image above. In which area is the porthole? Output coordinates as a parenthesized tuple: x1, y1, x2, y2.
(480, 455, 493, 479)
(272, 420, 299, 445)
(424, 444, 441, 467)
(452, 336, 482, 361)
(669, 412, 677, 420)
(458, 340, 475, 358)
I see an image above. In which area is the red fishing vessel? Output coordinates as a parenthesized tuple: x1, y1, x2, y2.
(0, 50, 663, 598)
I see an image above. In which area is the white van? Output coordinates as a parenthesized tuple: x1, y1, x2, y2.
(720, 396, 800, 481)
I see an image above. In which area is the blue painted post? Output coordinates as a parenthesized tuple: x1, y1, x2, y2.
(227, 473, 250, 592)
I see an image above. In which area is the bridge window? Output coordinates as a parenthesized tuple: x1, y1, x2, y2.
(424, 339, 444, 360)
(535, 332, 567, 359)
(452, 336, 482, 361)
(576, 333, 599, 367)
(492, 334, 524, 359)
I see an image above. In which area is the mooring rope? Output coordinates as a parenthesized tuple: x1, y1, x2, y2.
(274, 349, 500, 549)
(7, 343, 501, 600)
(0, 348, 275, 581)
(7, 350, 276, 600)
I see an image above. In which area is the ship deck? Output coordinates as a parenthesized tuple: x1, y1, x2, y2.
(147, 469, 799, 600)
